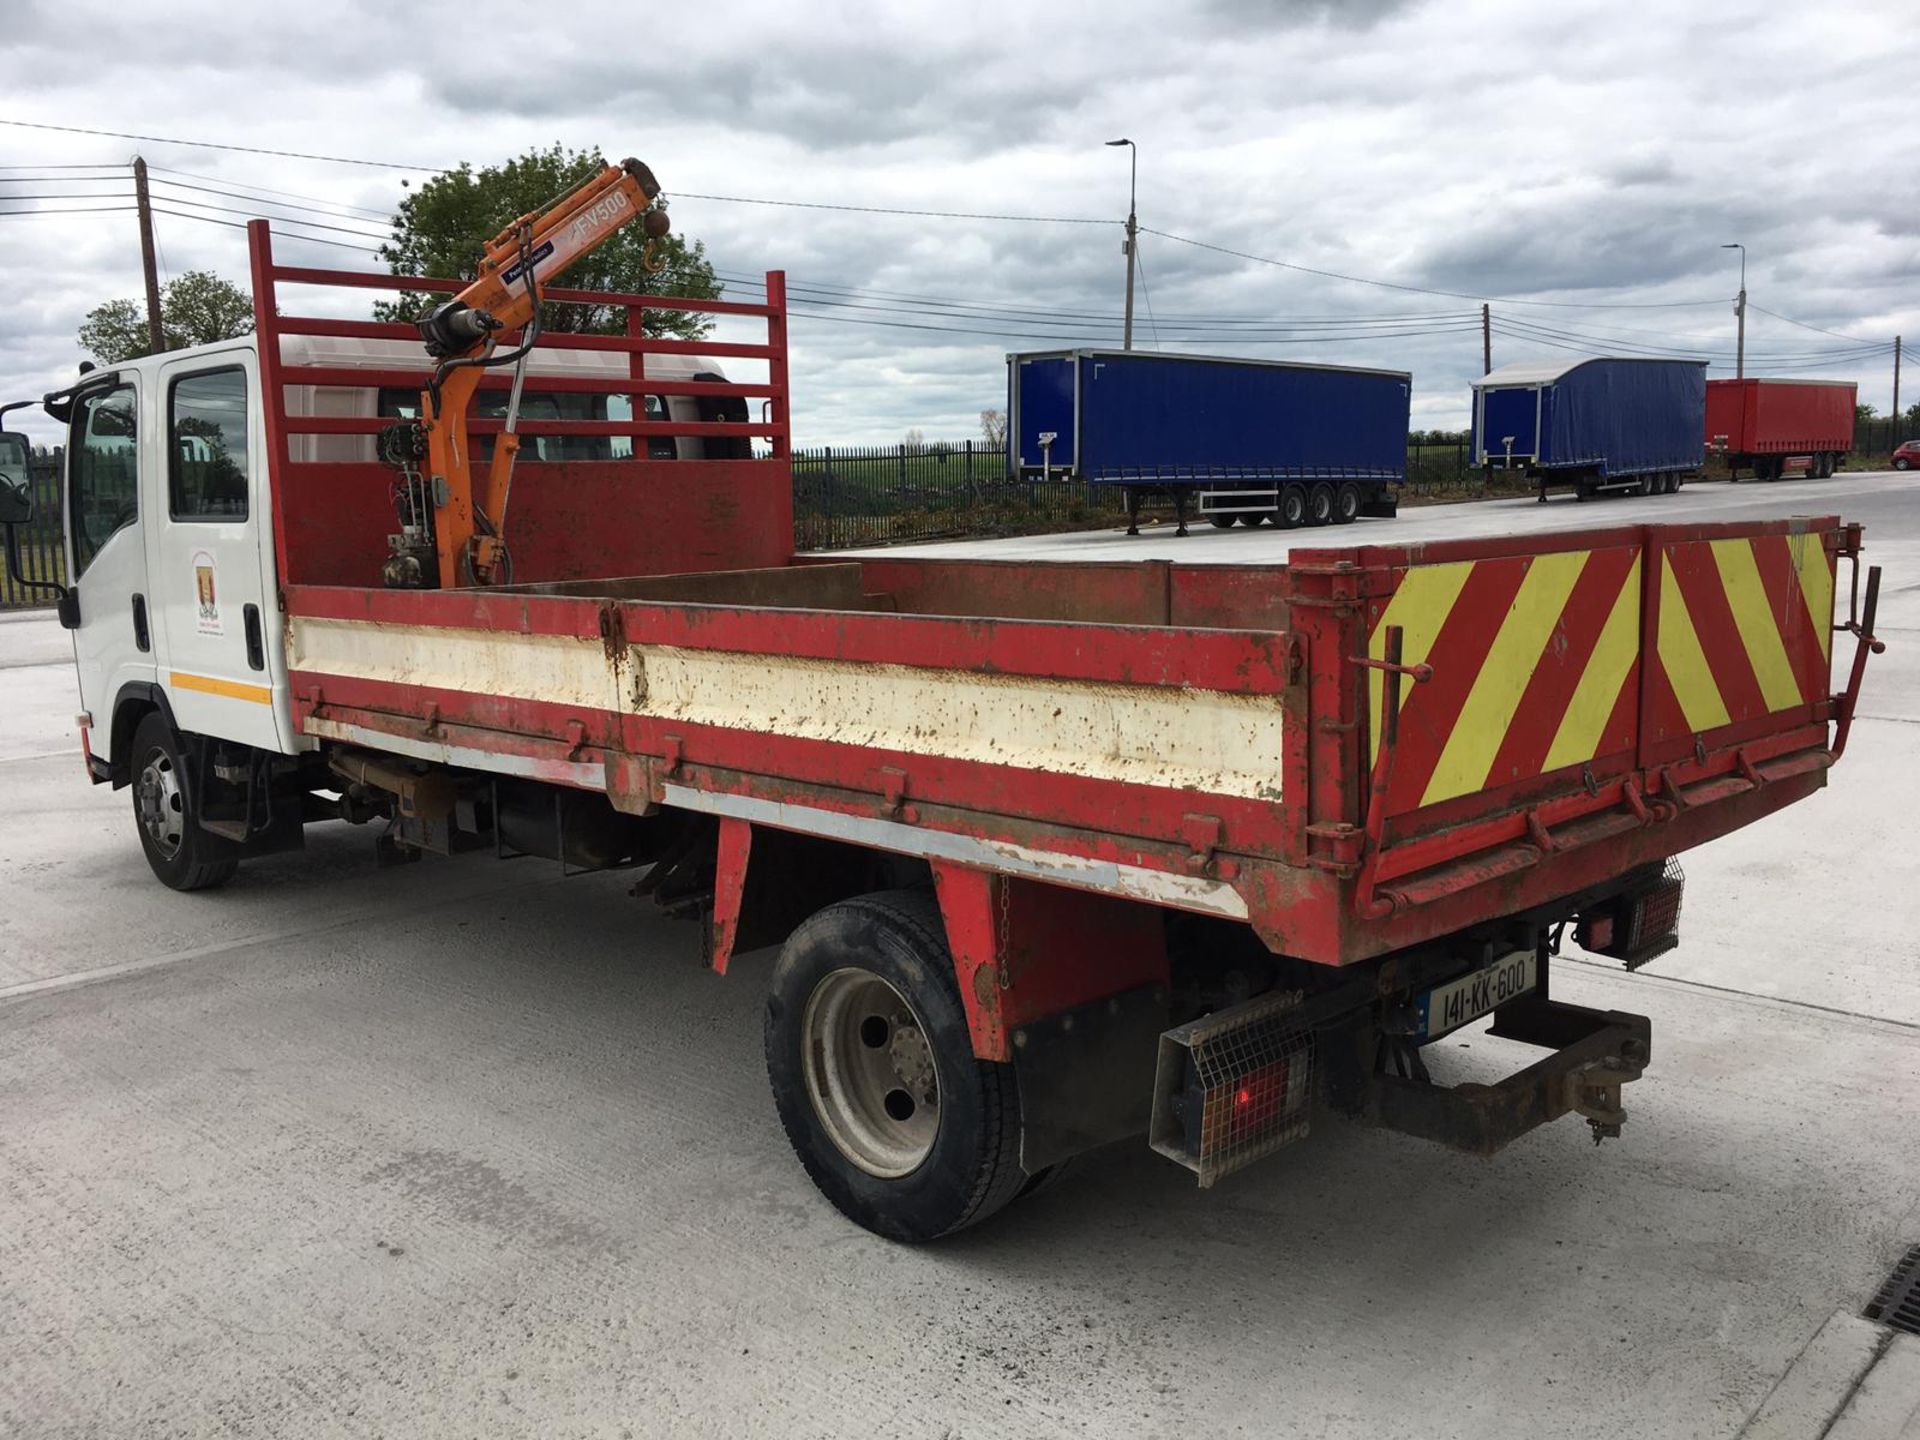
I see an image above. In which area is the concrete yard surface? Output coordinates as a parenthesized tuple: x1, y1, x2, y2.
(3, 473, 1919, 1438)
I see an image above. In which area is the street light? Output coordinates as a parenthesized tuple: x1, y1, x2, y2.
(1106, 138, 1138, 351)
(1722, 242, 1747, 379)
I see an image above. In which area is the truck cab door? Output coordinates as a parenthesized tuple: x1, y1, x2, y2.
(150, 351, 291, 753)
(64, 378, 155, 736)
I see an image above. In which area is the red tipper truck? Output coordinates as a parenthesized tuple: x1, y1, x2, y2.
(1708, 377, 1857, 481)
(0, 219, 1887, 1242)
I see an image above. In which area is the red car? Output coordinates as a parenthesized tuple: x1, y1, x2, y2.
(1894, 440, 1920, 471)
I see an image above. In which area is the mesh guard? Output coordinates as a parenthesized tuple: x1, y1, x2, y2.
(1149, 990, 1312, 1187)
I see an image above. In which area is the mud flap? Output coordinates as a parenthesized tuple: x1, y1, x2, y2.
(1008, 981, 1169, 1174)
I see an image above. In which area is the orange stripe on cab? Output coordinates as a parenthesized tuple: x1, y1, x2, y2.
(169, 671, 274, 705)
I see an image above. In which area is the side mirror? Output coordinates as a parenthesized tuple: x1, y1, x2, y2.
(0, 431, 30, 525)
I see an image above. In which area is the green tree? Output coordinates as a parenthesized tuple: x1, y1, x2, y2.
(1856, 402, 1878, 422)
(375, 144, 720, 340)
(77, 270, 255, 364)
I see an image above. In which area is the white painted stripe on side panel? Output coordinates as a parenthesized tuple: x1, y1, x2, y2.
(289, 618, 1286, 800)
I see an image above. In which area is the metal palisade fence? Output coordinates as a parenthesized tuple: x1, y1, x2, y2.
(1, 454, 66, 609)
(792, 440, 1124, 551)
(792, 436, 1484, 551)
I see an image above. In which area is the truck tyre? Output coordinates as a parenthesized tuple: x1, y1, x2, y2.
(130, 712, 239, 892)
(1277, 484, 1307, 529)
(1237, 511, 1267, 527)
(765, 889, 1029, 1242)
(1207, 514, 1235, 530)
(1332, 482, 1361, 524)
(1306, 481, 1335, 526)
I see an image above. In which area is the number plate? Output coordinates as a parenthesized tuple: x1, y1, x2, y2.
(1414, 952, 1538, 1041)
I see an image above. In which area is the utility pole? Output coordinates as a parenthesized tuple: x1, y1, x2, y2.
(1895, 336, 1903, 441)
(1722, 242, 1746, 379)
(1481, 303, 1491, 374)
(1106, 138, 1138, 351)
(132, 155, 164, 355)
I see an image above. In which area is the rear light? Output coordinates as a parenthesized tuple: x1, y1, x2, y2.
(1150, 990, 1312, 1186)
(1577, 859, 1684, 971)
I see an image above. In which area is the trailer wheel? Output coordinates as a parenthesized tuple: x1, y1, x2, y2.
(1277, 484, 1307, 529)
(1305, 481, 1335, 526)
(1332, 482, 1361, 524)
(1238, 511, 1267, 527)
(1207, 514, 1235, 530)
(1671, 472, 1685, 493)
(130, 713, 238, 892)
(765, 889, 1029, 1242)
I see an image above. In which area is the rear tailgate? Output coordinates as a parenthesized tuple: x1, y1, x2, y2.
(1286, 517, 1860, 946)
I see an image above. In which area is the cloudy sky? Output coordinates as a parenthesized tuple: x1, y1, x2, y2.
(2, 0, 1915, 448)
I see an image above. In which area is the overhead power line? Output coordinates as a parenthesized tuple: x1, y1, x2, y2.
(0, 117, 433, 171)
(0, 118, 1898, 343)
(149, 177, 394, 230)
(0, 206, 137, 217)
(1140, 225, 1736, 311)
(1746, 303, 1878, 343)
(147, 193, 393, 240)
(147, 207, 383, 254)
(147, 164, 395, 220)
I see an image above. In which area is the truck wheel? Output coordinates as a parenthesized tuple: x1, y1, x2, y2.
(130, 713, 238, 892)
(1306, 481, 1335, 526)
(765, 889, 1028, 1242)
(1332, 482, 1361, 524)
(1207, 514, 1235, 530)
(1238, 511, 1267, 527)
(1277, 484, 1307, 529)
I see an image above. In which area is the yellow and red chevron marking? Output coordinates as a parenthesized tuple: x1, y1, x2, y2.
(1366, 530, 1833, 817)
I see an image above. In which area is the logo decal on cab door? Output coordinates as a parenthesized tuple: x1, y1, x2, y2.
(193, 550, 222, 636)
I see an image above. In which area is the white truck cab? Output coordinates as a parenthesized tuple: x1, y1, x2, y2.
(4, 338, 733, 887)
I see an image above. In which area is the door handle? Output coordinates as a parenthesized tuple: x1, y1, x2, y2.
(243, 603, 265, 672)
(131, 593, 150, 652)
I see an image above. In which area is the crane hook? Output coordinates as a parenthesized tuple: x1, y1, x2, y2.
(640, 205, 672, 275)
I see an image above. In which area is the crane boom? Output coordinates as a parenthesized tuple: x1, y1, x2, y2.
(392, 156, 670, 589)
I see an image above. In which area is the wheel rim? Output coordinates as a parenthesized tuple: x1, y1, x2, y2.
(802, 967, 940, 1178)
(1282, 492, 1304, 526)
(135, 748, 185, 859)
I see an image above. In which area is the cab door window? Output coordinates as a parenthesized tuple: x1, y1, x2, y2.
(168, 367, 250, 520)
(69, 383, 139, 577)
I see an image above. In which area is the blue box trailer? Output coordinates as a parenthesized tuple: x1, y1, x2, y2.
(1470, 356, 1707, 502)
(1007, 350, 1411, 534)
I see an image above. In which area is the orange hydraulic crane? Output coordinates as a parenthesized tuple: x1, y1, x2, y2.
(381, 156, 671, 589)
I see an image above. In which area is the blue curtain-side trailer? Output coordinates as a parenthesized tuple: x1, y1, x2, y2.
(1007, 350, 1410, 535)
(1471, 356, 1707, 502)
